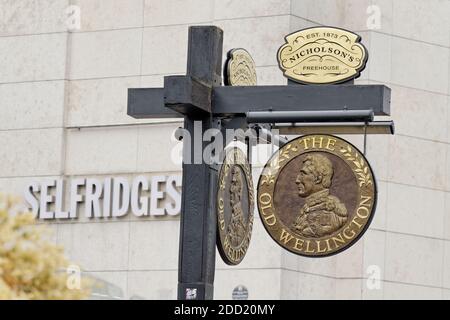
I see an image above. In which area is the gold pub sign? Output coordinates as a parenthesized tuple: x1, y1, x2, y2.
(277, 26, 368, 84)
(257, 135, 377, 257)
(225, 48, 257, 86)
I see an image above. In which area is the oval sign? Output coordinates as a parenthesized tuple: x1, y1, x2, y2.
(277, 27, 368, 85)
(217, 147, 254, 265)
(225, 48, 257, 86)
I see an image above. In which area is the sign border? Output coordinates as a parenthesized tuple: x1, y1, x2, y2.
(216, 147, 255, 265)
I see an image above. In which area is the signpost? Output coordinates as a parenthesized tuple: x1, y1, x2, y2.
(127, 25, 392, 300)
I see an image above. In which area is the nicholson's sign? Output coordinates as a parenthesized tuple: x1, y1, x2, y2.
(277, 26, 368, 84)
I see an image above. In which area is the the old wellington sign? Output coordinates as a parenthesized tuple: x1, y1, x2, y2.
(257, 135, 376, 257)
(277, 26, 368, 84)
(217, 148, 254, 265)
(127, 25, 392, 300)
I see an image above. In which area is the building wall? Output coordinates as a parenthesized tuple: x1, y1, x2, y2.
(0, 0, 449, 299)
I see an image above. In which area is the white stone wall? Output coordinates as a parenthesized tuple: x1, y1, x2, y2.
(0, 0, 449, 299)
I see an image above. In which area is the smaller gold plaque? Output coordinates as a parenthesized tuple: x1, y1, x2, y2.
(217, 147, 255, 265)
(277, 27, 368, 84)
(225, 48, 257, 86)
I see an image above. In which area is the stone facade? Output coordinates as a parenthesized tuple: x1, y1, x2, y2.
(0, 0, 449, 299)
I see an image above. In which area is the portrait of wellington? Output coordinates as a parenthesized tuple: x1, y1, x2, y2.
(291, 153, 348, 238)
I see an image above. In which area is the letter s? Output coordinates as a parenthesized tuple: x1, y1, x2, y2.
(24, 182, 40, 217)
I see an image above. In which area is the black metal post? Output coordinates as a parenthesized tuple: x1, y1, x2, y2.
(176, 26, 223, 300)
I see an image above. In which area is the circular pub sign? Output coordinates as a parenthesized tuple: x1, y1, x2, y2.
(217, 147, 254, 265)
(257, 134, 376, 257)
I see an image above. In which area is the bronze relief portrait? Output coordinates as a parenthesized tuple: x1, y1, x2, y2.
(257, 135, 376, 257)
(292, 153, 348, 238)
(217, 148, 254, 265)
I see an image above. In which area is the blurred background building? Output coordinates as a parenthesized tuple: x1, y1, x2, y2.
(0, 0, 449, 299)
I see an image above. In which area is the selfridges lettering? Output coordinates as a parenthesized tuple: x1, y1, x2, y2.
(24, 175, 182, 220)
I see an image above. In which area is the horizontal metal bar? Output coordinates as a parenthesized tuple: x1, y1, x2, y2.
(246, 110, 374, 123)
(164, 75, 212, 115)
(214, 84, 391, 116)
(128, 88, 183, 119)
(128, 85, 392, 119)
(275, 121, 395, 135)
(66, 120, 183, 131)
(258, 128, 289, 146)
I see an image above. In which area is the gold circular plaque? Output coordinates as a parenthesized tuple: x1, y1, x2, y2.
(224, 48, 257, 86)
(257, 134, 376, 257)
(217, 147, 255, 265)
